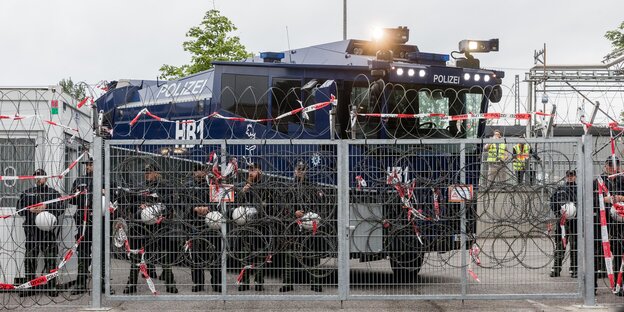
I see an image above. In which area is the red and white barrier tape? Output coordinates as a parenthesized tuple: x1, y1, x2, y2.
(356, 111, 552, 121)
(0, 174, 63, 181)
(467, 243, 481, 283)
(120, 242, 158, 295)
(130, 95, 336, 127)
(0, 190, 84, 219)
(579, 121, 624, 133)
(183, 239, 192, 254)
(432, 188, 441, 221)
(609, 122, 624, 132)
(0, 114, 80, 133)
(560, 212, 568, 249)
(0, 114, 35, 121)
(1, 195, 90, 290)
(296, 218, 318, 235)
(355, 175, 367, 190)
(0, 152, 89, 182)
(236, 264, 254, 285)
(597, 178, 616, 290)
(411, 223, 424, 245)
(77, 97, 95, 109)
(616, 260, 624, 294)
(138, 260, 158, 295)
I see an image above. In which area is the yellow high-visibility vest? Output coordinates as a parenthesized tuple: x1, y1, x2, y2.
(513, 144, 530, 171)
(487, 143, 506, 162)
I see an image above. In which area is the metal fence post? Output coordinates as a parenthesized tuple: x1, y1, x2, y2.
(92, 136, 103, 308)
(337, 141, 349, 301)
(220, 141, 228, 298)
(460, 143, 467, 298)
(104, 140, 111, 300)
(581, 135, 595, 306)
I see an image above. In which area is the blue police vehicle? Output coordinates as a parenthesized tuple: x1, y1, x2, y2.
(96, 27, 504, 279)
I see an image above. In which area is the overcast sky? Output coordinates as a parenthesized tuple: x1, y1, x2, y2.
(1, 0, 621, 87)
(0, 0, 621, 121)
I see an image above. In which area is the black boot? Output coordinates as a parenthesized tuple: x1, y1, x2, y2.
(147, 264, 157, 279)
(123, 267, 139, 294)
(71, 260, 89, 295)
(162, 267, 178, 294)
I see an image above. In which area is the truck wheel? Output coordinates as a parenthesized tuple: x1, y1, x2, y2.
(390, 251, 424, 282)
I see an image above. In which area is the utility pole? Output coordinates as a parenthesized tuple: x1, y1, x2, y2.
(514, 75, 520, 126)
(343, 0, 347, 40)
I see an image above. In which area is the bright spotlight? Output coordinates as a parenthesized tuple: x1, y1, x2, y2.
(372, 28, 384, 41)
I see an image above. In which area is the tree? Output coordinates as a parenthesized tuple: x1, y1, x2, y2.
(605, 22, 624, 123)
(159, 9, 250, 80)
(605, 21, 624, 50)
(59, 77, 86, 100)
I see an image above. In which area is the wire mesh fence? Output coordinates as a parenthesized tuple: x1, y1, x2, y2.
(99, 138, 589, 301)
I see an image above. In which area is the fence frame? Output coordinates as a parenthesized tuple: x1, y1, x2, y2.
(96, 136, 592, 305)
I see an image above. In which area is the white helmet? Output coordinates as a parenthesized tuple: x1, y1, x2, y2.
(35, 211, 57, 231)
(232, 206, 257, 225)
(301, 212, 321, 231)
(113, 219, 128, 248)
(205, 211, 224, 230)
(141, 203, 164, 224)
(611, 202, 624, 222)
(560, 202, 576, 219)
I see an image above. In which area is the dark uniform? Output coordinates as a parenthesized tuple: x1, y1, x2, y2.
(549, 171, 578, 277)
(187, 169, 223, 293)
(234, 166, 271, 291)
(279, 161, 331, 293)
(593, 156, 624, 292)
(68, 159, 111, 294)
(121, 164, 178, 294)
(512, 142, 540, 185)
(17, 169, 64, 296)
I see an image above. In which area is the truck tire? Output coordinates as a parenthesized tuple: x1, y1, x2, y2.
(390, 251, 424, 282)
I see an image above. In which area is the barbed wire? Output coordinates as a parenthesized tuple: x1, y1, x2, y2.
(0, 74, 624, 308)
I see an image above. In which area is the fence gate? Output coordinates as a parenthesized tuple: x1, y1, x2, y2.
(344, 138, 585, 301)
(101, 137, 589, 303)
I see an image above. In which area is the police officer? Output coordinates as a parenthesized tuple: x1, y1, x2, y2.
(236, 162, 268, 291)
(188, 164, 223, 293)
(17, 169, 64, 297)
(512, 136, 540, 185)
(593, 156, 624, 294)
(122, 164, 178, 294)
(69, 157, 114, 295)
(483, 130, 508, 187)
(549, 170, 578, 278)
(279, 161, 323, 293)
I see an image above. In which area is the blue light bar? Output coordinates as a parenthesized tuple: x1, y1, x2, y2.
(407, 52, 450, 63)
(260, 52, 285, 62)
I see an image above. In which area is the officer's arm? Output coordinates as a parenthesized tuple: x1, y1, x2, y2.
(549, 189, 562, 215)
(48, 189, 66, 217)
(16, 193, 27, 217)
(68, 179, 81, 205)
(530, 147, 541, 161)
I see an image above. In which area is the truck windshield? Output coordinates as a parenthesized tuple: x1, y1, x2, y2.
(352, 82, 486, 139)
